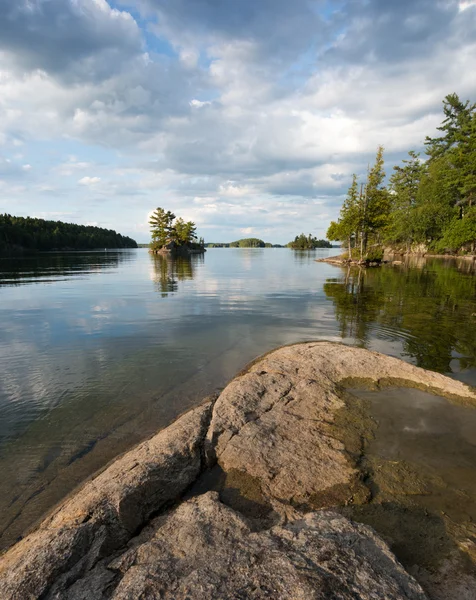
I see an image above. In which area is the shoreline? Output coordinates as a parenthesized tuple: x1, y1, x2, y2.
(316, 251, 476, 267)
(1, 342, 476, 599)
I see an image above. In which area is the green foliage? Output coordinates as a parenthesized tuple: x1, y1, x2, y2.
(327, 146, 389, 257)
(229, 238, 265, 248)
(364, 248, 384, 262)
(327, 174, 360, 253)
(365, 145, 390, 237)
(149, 207, 202, 250)
(287, 234, 332, 249)
(434, 207, 476, 253)
(332, 93, 476, 256)
(0, 214, 137, 255)
(386, 151, 426, 249)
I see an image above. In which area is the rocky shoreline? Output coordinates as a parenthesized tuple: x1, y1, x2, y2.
(1, 343, 476, 599)
(316, 252, 476, 268)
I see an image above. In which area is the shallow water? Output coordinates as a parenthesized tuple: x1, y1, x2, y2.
(0, 248, 475, 549)
(346, 386, 476, 587)
(352, 387, 476, 523)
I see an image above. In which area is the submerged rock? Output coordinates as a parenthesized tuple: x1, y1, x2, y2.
(1, 342, 475, 599)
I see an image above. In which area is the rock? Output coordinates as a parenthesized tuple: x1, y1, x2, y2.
(101, 492, 426, 600)
(206, 343, 476, 513)
(1, 343, 475, 599)
(0, 402, 213, 600)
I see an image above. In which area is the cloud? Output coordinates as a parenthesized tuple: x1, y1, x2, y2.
(78, 176, 101, 186)
(0, 0, 143, 82)
(0, 0, 475, 242)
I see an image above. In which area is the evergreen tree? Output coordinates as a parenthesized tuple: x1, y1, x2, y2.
(387, 151, 425, 251)
(326, 174, 360, 255)
(325, 94, 476, 256)
(149, 208, 176, 248)
(149, 208, 202, 251)
(360, 145, 389, 256)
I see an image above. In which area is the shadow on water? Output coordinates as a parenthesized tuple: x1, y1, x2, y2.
(150, 253, 203, 296)
(323, 259, 476, 374)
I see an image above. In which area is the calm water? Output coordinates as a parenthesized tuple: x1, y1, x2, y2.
(0, 248, 475, 549)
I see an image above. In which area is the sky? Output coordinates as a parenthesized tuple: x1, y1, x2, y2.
(0, 0, 475, 244)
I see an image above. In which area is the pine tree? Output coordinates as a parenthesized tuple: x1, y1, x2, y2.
(326, 174, 360, 256)
(359, 146, 389, 257)
(149, 208, 176, 248)
(387, 151, 425, 251)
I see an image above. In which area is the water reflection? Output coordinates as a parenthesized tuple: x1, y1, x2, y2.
(150, 253, 202, 296)
(324, 260, 476, 373)
(0, 251, 133, 287)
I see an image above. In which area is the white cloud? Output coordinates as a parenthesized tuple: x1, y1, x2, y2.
(459, 1, 476, 11)
(0, 0, 474, 242)
(189, 99, 211, 108)
(78, 176, 101, 186)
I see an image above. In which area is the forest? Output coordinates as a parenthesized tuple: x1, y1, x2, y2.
(0, 214, 137, 255)
(327, 93, 476, 257)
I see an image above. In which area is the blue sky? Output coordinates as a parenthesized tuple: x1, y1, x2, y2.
(0, 0, 475, 244)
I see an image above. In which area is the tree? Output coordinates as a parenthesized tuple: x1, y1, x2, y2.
(149, 208, 203, 252)
(327, 174, 360, 255)
(360, 145, 389, 256)
(149, 208, 176, 248)
(329, 93, 476, 256)
(387, 151, 426, 251)
(173, 218, 197, 244)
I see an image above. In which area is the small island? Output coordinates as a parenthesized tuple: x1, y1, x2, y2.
(287, 234, 333, 249)
(148, 207, 205, 255)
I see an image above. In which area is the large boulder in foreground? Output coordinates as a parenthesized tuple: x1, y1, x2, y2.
(205, 343, 476, 514)
(1, 342, 475, 599)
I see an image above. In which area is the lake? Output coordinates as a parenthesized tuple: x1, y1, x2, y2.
(1, 248, 475, 550)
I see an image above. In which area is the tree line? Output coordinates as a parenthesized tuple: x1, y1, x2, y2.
(327, 93, 476, 257)
(0, 214, 137, 255)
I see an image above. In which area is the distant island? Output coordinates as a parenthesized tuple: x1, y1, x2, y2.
(206, 238, 283, 248)
(287, 234, 332, 250)
(148, 207, 205, 255)
(205, 236, 333, 249)
(0, 214, 137, 256)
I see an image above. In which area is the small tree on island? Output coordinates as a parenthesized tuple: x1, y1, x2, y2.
(149, 207, 203, 252)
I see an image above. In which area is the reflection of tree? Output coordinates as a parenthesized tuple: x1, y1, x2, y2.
(323, 267, 384, 345)
(0, 251, 128, 287)
(150, 254, 198, 296)
(323, 260, 476, 373)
